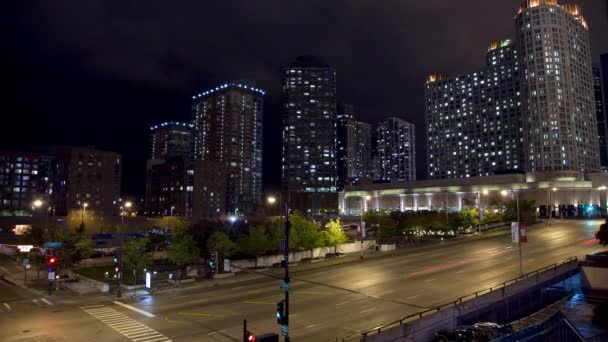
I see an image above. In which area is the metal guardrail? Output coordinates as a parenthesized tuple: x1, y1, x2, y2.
(336, 257, 579, 342)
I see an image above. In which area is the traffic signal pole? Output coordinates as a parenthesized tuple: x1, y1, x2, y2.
(283, 202, 291, 342)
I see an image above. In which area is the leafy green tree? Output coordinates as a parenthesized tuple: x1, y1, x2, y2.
(145, 231, 167, 260)
(455, 209, 479, 229)
(168, 226, 200, 283)
(505, 199, 537, 224)
(363, 211, 381, 228)
(206, 231, 236, 257)
(376, 216, 398, 243)
(55, 228, 94, 269)
(597, 220, 608, 246)
(289, 211, 323, 251)
(237, 226, 271, 258)
(323, 219, 348, 253)
(122, 238, 151, 285)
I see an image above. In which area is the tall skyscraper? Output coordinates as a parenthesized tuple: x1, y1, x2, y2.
(148, 122, 193, 160)
(377, 117, 416, 182)
(0, 150, 47, 212)
(516, 0, 599, 173)
(336, 104, 372, 190)
(426, 39, 523, 179)
(282, 56, 337, 194)
(593, 66, 607, 170)
(191, 82, 264, 219)
(145, 122, 193, 217)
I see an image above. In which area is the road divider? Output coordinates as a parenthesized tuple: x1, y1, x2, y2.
(113, 301, 156, 318)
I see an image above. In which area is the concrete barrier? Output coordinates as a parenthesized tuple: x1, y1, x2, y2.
(581, 264, 608, 291)
(359, 258, 579, 342)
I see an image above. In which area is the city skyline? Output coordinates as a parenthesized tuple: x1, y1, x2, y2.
(3, 1, 608, 198)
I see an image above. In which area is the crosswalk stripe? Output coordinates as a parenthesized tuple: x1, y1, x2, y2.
(83, 307, 171, 342)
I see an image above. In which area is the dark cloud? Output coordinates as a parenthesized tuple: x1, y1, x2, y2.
(3, 0, 607, 196)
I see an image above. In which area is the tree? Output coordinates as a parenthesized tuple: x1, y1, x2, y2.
(289, 211, 323, 251)
(597, 220, 608, 246)
(376, 216, 398, 243)
(455, 209, 479, 229)
(54, 228, 94, 269)
(122, 238, 151, 285)
(323, 219, 348, 254)
(75, 222, 86, 235)
(145, 230, 168, 260)
(20, 224, 47, 246)
(206, 231, 236, 257)
(237, 226, 270, 258)
(168, 227, 200, 283)
(505, 199, 537, 224)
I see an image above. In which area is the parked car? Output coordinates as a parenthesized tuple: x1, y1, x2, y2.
(434, 322, 512, 342)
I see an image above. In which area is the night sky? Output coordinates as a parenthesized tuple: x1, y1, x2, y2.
(3, 1, 607, 198)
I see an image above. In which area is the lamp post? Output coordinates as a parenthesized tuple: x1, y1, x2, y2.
(502, 189, 522, 276)
(170, 206, 175, 217)
(360, 195, 370, 259)
(81, 202, 89, 224)
(117, 201, 132, 298)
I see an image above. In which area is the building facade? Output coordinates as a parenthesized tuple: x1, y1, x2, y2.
(336, 104, 372, 190)
(191, 82, 264, 219)
(282, 56, 337, 194)
(0, 150, 48, 213)
(426, 39, 524, 179)
(593, 66, 607, 171)
(145, 122, 193, 217)
(149, 122, 193, 160)
(516, 0, 599, 173)
(50, 147, 122, 217)
(377, 117, 416, 182)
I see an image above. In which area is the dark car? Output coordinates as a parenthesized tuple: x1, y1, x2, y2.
(434, 322, 512, 342)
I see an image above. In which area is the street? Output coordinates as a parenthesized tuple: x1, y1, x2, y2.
(0, 219, 605, 341)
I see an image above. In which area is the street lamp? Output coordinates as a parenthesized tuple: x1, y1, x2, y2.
(267, 196, 277, 205)
(502, 189, 523, 276)
(81, 202, 89, 223)
(117, 201, 131, 299)
(360, 195, 371, 259)
(32, 199, 43, 209)
(170, 206, 175, 217)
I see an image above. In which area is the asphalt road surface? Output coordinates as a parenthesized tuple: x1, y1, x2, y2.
(0, 219, 604, 341)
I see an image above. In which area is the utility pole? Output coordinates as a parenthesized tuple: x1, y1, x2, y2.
(516, 191, 523, 277)
(283, 199, 291, 341)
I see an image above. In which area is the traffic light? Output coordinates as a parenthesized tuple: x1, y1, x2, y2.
(245, 331, 255, 342)
(113, 256, 120, 273)
(276, 300, 285, 324)
(47, 256, 57, 266)
(209, 252, 217, 272)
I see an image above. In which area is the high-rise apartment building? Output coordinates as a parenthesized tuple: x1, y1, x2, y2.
(426, 40, 523, 179)
(0, 150, 48, 213)
(145, 122, 193, 217)
(336, 104, 372, 190)
(377, 117, 416, 182)
(427, 1, 599, 180)
(191, 82, 264, 219)
(282, 56, 337, 194)
(50, 147, 122, 217)
(593, 66, 607, 170)
(516, 0, 599, 173)
(149, 122, 193, 160)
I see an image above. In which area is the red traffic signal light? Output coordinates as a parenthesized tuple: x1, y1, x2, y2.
(48, 257, 57, 265)
(246, 331, 255, 342)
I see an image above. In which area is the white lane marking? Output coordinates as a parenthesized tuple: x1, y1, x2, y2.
(0, 266, 9, 273)
(289, 314, 297, 318)
(455, 270, 465, 274)
(424, 278, 436, 283)
(336, 300, 352, 306)
(3, 303, 10, 310)
(41, 298, 53, 306)
(84, 307, 171, 342)
(407, 294, 419, 300)
(247, 289, 262, 294)
(188, 299, 208, 304)
(360, 307, 376, 314)
(174, 295, 189, 299)
(379, 290, 394, 295)
(113, 300, 156, 318)
(208, 330, 226, 336)
(529, 258, 536, 262)
(305, 324, 318, 329)
(32, 299, 38, 303)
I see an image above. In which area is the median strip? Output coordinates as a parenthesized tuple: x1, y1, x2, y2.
(242, 300, 274, 305)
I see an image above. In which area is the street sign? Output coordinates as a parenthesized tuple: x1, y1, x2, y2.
(511, 222, 519, 242)
(281, 324, 289, 336)
(520, 224, 528, 243)
(279, 281, 291, 292)
(223, 259, 231, 272)
(25, 264, 31, 269)
(17, 245, 34, 252)
(48, 272, 55, 280)
(43, 242, 63, 248)
(22, 258, 29, 265)
(145, 272, 151, 289)
(361, 222, 366, 238)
